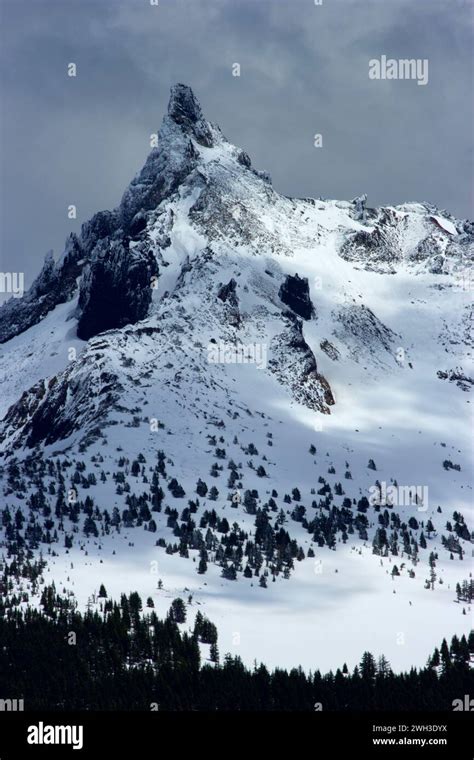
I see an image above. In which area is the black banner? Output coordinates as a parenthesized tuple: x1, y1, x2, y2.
(0, 711, 472, 758)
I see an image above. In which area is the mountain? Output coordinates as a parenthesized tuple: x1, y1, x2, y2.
(0, 84, 472, 674)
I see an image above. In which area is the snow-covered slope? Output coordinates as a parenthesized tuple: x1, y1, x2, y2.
(0, 84, 472, 673)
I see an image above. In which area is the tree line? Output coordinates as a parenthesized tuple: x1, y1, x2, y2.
(0, 587, 472, 711)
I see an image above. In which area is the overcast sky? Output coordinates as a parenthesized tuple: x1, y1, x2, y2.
(0, 0, 472, 289)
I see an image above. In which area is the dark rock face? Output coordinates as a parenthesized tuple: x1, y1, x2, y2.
(237, 150, 252, 168)
(2, 355, 123, 451)
(77, 240, 158, 340)
(0, 234, 84, 344)
(128, 212, 148, 239)
(119, 147, 195, 232)
(0, 208, 123, 344)
(217, 278, 240, 326)
(217, 278, 238, 305)
(167, 83, 214, 148)
(80, 210, 120, 260)
(279, 274, 314, 320)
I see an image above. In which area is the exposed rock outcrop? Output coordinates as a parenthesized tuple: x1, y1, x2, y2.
(279, 274, 314, 320)
(0, 234, 83, 343)
(269, 314, 333, 412)
(77, 240, 158, 340)
(119, 84, 218, 229)
(217, 278, 238, 305)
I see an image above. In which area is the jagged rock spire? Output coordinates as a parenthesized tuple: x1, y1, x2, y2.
(168, 84, 204, 127)
(166, 83, 214, 148)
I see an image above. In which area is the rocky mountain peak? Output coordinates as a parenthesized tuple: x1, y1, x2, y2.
(163, 83, 215, 149)
(168, 83, 204, 127)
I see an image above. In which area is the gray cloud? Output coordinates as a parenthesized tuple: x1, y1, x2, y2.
(0, 0, 472, 291)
